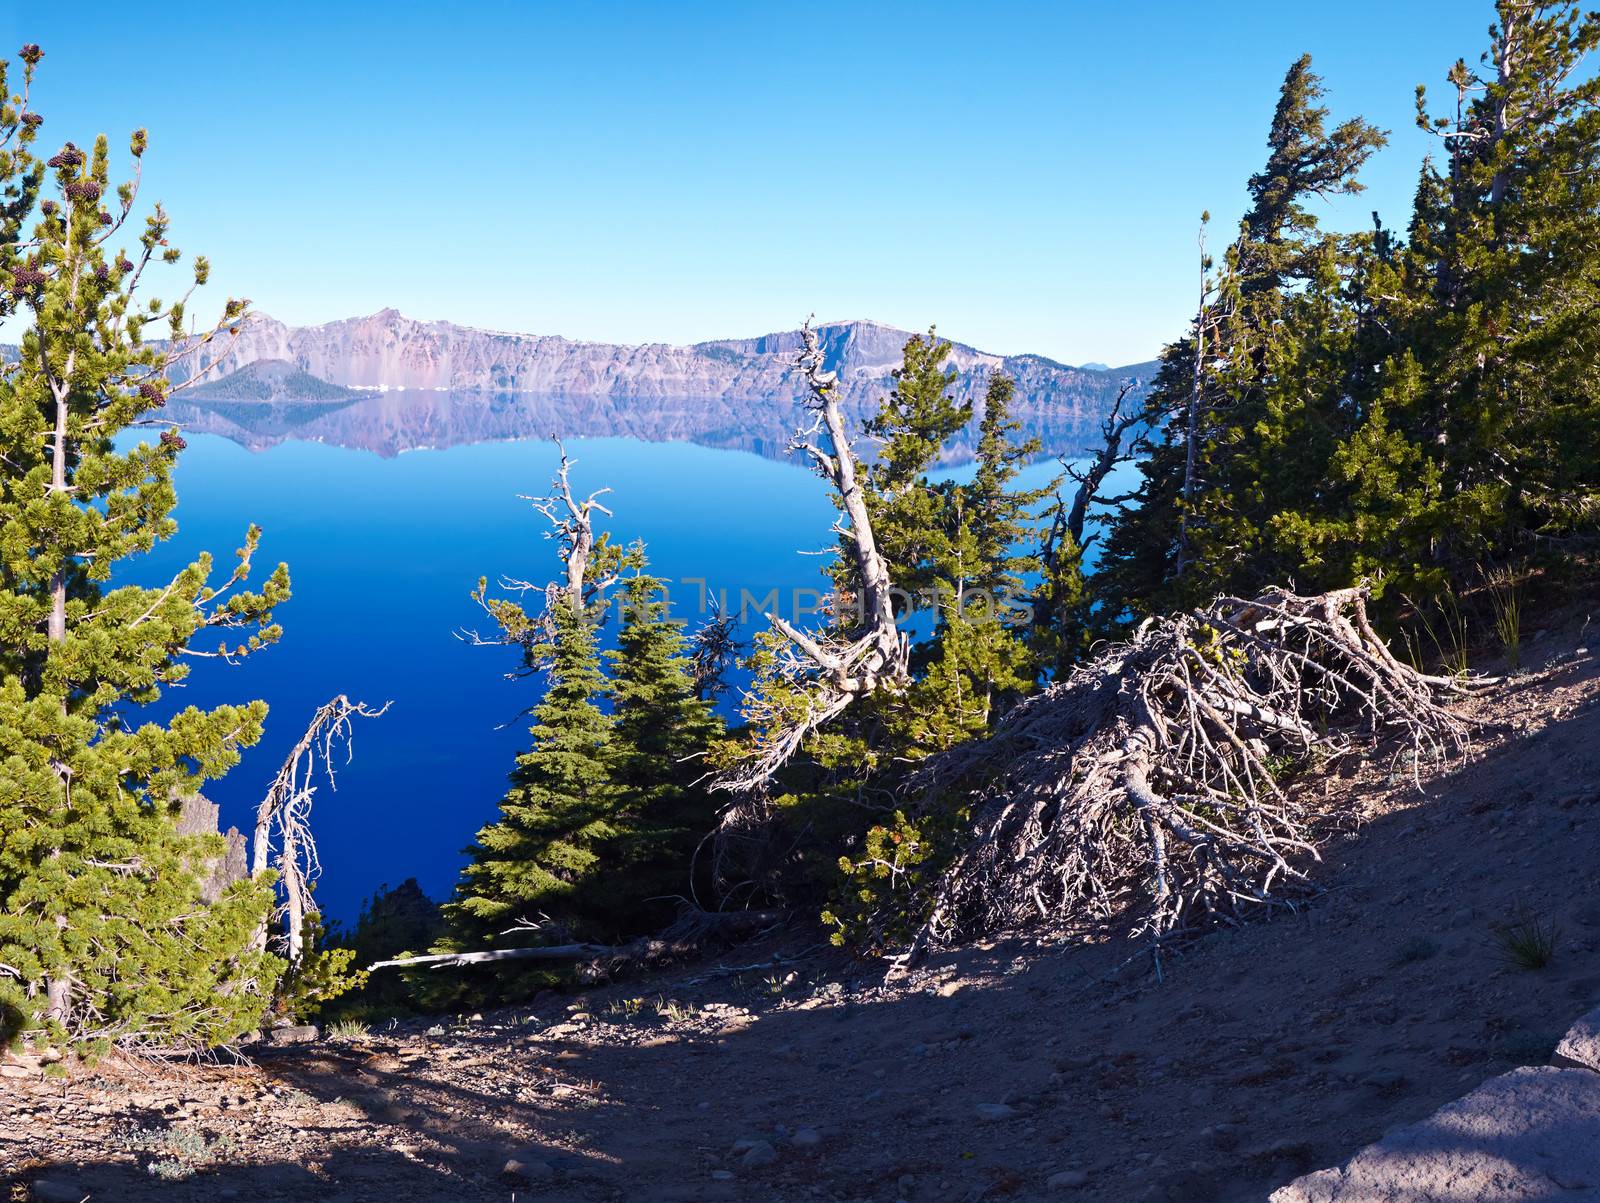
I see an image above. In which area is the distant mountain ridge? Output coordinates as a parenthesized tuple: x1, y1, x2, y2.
(167, 310, 1157, 461)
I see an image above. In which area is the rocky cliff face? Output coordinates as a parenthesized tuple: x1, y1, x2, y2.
(171, 310, 1156, 461)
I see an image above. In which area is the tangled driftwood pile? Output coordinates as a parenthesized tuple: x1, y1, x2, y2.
(901, 586, 1483, 964)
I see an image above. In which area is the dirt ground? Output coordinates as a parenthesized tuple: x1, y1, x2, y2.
(5, 622, 1600, 1203)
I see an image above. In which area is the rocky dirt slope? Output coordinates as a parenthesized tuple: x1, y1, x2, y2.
(5, 627, 1600, 1203)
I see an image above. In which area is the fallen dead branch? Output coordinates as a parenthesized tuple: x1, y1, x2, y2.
(366, 909, 784, 981)
(897, 585, 1489, 968)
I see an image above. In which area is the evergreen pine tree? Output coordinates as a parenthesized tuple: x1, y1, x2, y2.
(1404, 2, 1600, 563)
(1094, 56, 1385, 619)
(1092, 347, 1197, 626)
(965, 373, 1046, 602)
(897, 374, 1042, 751)
(0, 48, 290, 1050)
(330, 878, 444, 1015)
(445, 602, 619, 945)
(863, 330, 971, 606)
(605, 557, 721, 923)
(1031, 519, 1092, 680)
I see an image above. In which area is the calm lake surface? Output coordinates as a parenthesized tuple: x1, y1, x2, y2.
(129, 431, 1118, 920)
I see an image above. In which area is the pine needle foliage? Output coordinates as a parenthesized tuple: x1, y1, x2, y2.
(0, 45, 290, 1052)
(606, 561, 721, 922)
(1100, 6, 1600, 632)
(445, 602, 618, 945)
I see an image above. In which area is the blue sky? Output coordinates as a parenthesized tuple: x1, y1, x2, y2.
(4, 1, 1492, 365)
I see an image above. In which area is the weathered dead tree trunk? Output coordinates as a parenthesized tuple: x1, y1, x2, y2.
(460, 440, 619, 663)
(895, 585, 1490, 969)
(716, 318, 910, 793)
(527, 439, 615, 613)
(1062, 381, 1142, 550)
(689, 602, 741, 702)
(251, 695, 389, 963)
(1176, 222, 1213, 579)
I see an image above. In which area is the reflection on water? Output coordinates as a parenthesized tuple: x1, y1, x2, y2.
(167, 387, 1123, 464)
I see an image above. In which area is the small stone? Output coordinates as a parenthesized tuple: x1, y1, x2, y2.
(1204, 1123, 1240, 1150)
(792, 1126, 822, 1147)
(975, 1102, 1018, 1121)
(710, 1170, 734, 1181)
(267, 1023, 319, 1046)
(740, 1140, 778, 1169)
(502, 1155, 554, 1182)
(1048, 1169, 1090, 1190)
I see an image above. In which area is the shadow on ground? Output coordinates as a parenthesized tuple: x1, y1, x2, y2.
(10, 650, 1600, 1203)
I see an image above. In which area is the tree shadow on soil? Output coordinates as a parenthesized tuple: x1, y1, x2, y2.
(15, 660, 1600, 1203)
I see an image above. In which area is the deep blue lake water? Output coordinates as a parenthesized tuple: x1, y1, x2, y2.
(126, 431, 1117, 921)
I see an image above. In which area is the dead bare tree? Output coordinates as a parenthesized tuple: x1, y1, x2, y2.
(1176, 218, 1216, 579)
(251, 695, 389, 965)
(894, 585, 1488, 971)
(460, 439, 620, 665)
(527, 439, 618, 611)
(716, 318, 911, 794)
(689, 601, 742, 703)
(1028, 382, 1143, 663)
(1059, 381, 1143, 551)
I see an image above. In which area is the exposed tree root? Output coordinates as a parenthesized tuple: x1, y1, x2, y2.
(898, 586, 1487, 968)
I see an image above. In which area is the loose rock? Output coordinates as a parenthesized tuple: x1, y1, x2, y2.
(267, 1023, 319, 1046)
(1554, 1005, 1600, 1072)
(740, 1139, 778, 1168)
(1271, 1067, 1600, 1202)
(503, 1155, 555, 1182)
